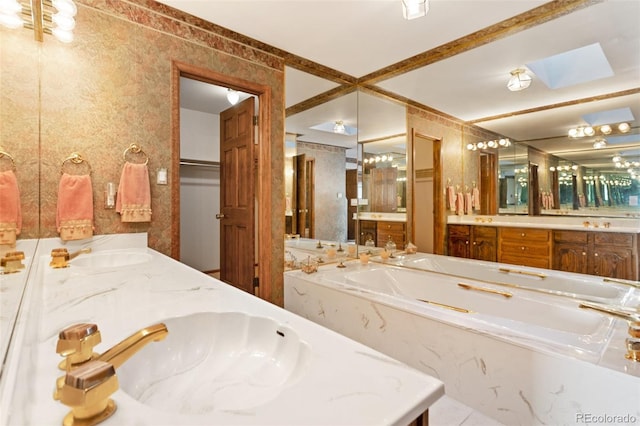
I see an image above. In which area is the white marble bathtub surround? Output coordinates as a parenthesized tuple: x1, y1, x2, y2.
(1, 234, 444, 426)
(284, 261, 640, 425)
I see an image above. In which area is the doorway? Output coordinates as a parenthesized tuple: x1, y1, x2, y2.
(171, 61, 272, 298)
(413, 133, 436, 253)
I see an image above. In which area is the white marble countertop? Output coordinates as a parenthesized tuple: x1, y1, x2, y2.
(0, 239, 38, 375)
(448, 215, 640, 233)
(0, 234, 443, 426)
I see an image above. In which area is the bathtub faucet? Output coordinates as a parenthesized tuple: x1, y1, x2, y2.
(579, 302, 640, 362)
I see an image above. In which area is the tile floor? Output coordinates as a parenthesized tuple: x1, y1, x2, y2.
(429, 396, 504, 426)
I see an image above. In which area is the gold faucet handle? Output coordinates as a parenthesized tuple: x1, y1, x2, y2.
(57, 323, 102, 370)
(57, 360, 118, 426)
(50, 248, 70, 268)
(1, 251, 25, 273)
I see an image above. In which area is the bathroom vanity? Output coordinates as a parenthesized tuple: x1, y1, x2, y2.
(447, 215, 640, 280)
(0, 234, 443, 426)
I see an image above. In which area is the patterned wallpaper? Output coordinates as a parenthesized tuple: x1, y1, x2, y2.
(1, 0, 285, 260)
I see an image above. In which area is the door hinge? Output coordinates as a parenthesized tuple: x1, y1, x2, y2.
(253, 115, 258, 126)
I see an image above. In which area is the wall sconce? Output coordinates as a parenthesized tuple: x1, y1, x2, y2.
(0, 0, 77, 43)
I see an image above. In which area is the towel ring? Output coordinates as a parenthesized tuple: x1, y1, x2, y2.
(61, 152, 92, 175)
(123, 143, 149, 165)
(0, 148, 16, 171)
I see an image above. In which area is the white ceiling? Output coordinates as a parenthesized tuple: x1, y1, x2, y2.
(167, 0, 640, 172)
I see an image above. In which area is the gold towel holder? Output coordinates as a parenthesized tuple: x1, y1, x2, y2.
(61, 152, 92, 175)
(123, 143, 149, 165)
(0, 148, 16, 171)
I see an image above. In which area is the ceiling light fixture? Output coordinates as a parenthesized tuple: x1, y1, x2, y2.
(507, 68, 532, 92)
(592, 138, 607, 149)
(0, 0, 77, 43)
(401, 0, 429, 20)
(226, 89, 240, 105)
(333, 120, 346, 134)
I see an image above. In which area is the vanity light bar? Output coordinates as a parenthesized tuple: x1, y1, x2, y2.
(466, 138, 511, 151)
(568, 122, 631, 138)
(0, 0, 77, 43)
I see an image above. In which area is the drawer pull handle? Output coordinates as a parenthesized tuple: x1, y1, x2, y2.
(521, 233, 525, 237)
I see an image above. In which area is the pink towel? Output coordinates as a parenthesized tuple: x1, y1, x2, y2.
(447, 186, 456, 211)
(456, 192, 464, 215)
(57, 173, 94, 241)
(472, 187, 480, 210)
(465, 193, 472, 214)
(0, 170, 22, 245)
(116, 162, 151, 222)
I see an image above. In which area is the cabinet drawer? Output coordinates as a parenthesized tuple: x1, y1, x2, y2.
(473, 226, 497, 239)
(378, 221, 406, 233)
(448, 224, 470, 237)
(500, 241, 550, 258)
(554, 230, 588, 244)
(500, 254, 550, 269)
(593, 232, 634, 247)
(500, 227, 550, 242)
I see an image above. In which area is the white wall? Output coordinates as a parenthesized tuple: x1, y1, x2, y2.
(180, 107, 220, 271)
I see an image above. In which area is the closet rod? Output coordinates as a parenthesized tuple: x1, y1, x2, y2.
(180, 158, 220, 168)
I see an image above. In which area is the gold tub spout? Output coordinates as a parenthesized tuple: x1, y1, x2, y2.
(97, 323, 168, 369)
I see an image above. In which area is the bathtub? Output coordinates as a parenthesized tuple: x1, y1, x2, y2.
(284, 261, 640, 425)
(384, 252, 636, 305)
(318, 264, 615, 360)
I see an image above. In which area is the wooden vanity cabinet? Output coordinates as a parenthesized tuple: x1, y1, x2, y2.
(447, 225, 497, 261)
(554, 230, 639, 281)
(377, 221, 407, 249)
(498, 227, 552, 269)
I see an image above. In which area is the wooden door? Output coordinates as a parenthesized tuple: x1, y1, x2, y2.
(219, 97, 255, 293)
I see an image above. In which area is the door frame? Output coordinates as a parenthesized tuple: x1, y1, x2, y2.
(171, 60, 273, 301)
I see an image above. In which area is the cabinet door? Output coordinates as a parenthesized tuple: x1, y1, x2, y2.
(553, 242, 589, 274)
(471, 226, 497, 261)
(552, 231, 589, 274)
(448, 225, 470, 258)
(359, 220, 377, 246)
(592, 246, 635, 280)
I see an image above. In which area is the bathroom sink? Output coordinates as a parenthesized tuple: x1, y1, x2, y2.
(70, 250, 152, 269)
(118, 312, 311, 414)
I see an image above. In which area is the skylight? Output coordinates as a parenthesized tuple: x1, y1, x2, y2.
(526, 43, 614, 90)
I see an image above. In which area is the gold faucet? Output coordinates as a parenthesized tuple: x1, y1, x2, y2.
(96, 323, 168, 369)
(579, 302, 640, 362)
(55, 360, 119, 426)
(50, 247, 92, 268)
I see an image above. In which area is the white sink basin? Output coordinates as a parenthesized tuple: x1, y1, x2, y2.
(118, 312, 311, 414)
(71, 250, 152, 269)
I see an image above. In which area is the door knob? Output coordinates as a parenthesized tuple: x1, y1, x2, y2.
(215, 213, 225, 219)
